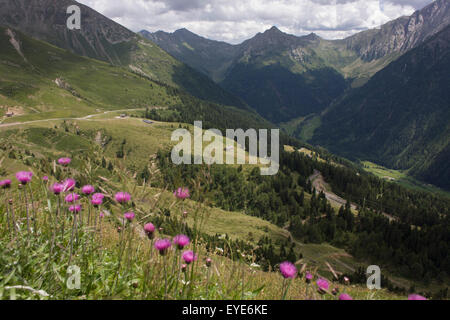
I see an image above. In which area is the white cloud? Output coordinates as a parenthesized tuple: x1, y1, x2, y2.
(76, 0, 434, 43)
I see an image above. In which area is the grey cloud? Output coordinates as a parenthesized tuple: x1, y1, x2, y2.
(153, 0, 207, 12)
(77, 0, 434, 43)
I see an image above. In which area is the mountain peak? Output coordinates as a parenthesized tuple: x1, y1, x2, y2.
(174, 28, 195, 35)
(265, 26, 282, 34)
(303, 32, 321, 41)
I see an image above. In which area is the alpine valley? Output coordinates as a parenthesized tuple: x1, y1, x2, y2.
(0, 0, 449, 301)
(142, 0, 450, 191)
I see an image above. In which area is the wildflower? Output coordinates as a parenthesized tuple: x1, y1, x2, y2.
(65, 193, 80, 203)
(58, 157, 71, 166)
(343, 276, 350, 284)
(115, 191, 131, 204)
(15, 171, 33, 184)
(69, 205, 82, 213)
(408, 294, 427, 300)
(62, 178, 76, 192)
(279, 262, 297, 279)
(317, 278, 329, 294)
(124, 212, 135, 222)
(306, 272, 313, 284)
(174, 187, 190, 200)
(183, 211, 188, 218)
(181, 264, 187, 273)
(51, 183, 63, 195)
(91, 193, 104, 206)
(0, 179, 12, 189)
(81, 185, 95, 195)
(42, 176, 49, 182)
(99, 212, 105, 218)
(154, 239, 172, 256)
(206, 258, 212, 267)
(339, 293, 353, 300)
(173, 234, 190, 249)
(182, 250, 198, 264)
(144, 223, 155, 239)
(91, 197, 103, 206)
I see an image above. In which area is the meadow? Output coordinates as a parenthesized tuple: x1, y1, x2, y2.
(0, 114, 409, 300)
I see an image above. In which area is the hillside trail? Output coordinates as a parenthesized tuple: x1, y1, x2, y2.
(308, 169, 397, 222)
(308, 169, 358, 211)
(0, 108, 147, 127)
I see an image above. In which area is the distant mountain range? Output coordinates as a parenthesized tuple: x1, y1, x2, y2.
(140, 0, 450, 190)
(140, 0, 450, 123)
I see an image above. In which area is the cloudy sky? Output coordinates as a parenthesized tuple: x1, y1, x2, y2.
(76, 0, 435, 43)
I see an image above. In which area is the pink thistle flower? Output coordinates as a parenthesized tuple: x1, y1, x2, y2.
(115, 191, 131, 204)
(58, 157, 71, 166)
(408, 294, 427, 300)
(93, 193, 105, 200)
(15, 171, 33, 184)
(173, 234, 190, 249)
(306, 272, 313, 283)
(124, 212, 135, 222)
(343, 276, 350, 284)
(279, 261, 297, 279)
(154, 239, 172, 255)
(317, 278, 329, 294)
(42, 176, 49, 182)
(69, 205, 82, 213)
(181, 264, 187, 273)
(50, 183, 63, 195)
(0, 179, 12, 189)
(182, 250, 198, 264)
(339, 293, 353, 300)
(206, 258, 212, 267)
(174, 187, 190, 200)
(144, 223, 155, 239)
(81, 185, 95, 195)
(62, 178, 76, 192)
(65, 193, 80, 203)
(99, 212, 105, 218)
(91, 193, 105, 206)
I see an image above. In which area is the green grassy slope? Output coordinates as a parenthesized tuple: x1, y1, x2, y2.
(0, 27, 266, 133)
(0, 27, 182, 122)
(0, 0, 246, 108)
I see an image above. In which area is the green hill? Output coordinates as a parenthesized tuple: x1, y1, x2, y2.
(0, 0, 246, 108)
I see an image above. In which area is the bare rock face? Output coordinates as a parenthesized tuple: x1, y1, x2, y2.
(345, 0, 450, 61)
(0, 0, 136, 64)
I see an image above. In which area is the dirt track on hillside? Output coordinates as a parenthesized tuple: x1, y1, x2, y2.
(308, 170, 397, 222)
(0, 108, 147, 128)
(308, 169, 358, 211)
